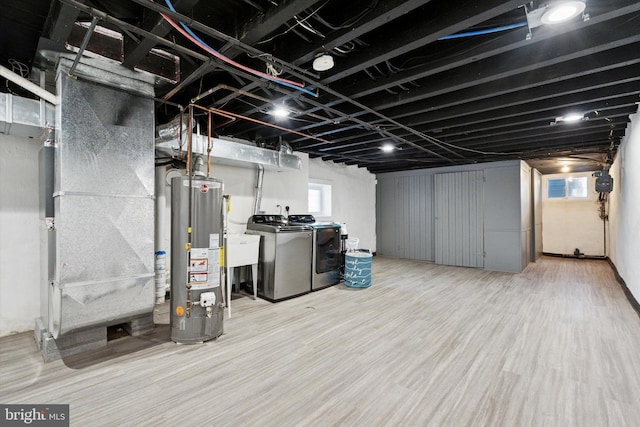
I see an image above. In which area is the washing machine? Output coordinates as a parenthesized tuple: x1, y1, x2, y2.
(246, 215, 312, 301)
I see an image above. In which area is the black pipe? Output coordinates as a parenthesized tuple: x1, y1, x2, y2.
(68, 16, 99, 77)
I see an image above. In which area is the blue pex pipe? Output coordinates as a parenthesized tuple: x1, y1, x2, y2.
(439, 22, 528, 40)
(163, 0, 318, 97)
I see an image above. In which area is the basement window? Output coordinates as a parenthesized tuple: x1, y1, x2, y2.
(308, 182, 332, 218)
(547, 177, 588, 199)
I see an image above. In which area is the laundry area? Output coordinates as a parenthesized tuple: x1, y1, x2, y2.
(1, 0, 640, 426)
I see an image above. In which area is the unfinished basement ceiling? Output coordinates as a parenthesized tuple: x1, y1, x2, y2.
(1, 0, 638, 174)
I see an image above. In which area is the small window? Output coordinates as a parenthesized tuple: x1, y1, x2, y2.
(547, 176, 589, 199)
(308, 183, 332, 217)
(567, 177, 588, 198)
(547, 178, 566, 198)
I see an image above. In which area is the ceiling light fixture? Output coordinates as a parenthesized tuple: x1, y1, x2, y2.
(541, 1, 586, 25)
(560, 113, 585, 122)
(312, 52, 334, 72)
(551, 112, 586, 125)
(272, 106, 290, 118)
(380, 143, 395, 153)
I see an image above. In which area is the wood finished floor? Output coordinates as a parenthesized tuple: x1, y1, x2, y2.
(1, 256, 640, 426)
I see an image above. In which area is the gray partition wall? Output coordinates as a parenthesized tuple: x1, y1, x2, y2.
(376, 160, 533, 273)
(376, 174, 435, 261)
(434, 171, 484, 268)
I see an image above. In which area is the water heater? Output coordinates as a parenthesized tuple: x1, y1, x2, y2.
(170, 175, 224, 343)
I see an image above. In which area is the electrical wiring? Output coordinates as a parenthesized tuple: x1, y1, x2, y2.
(162, 0, 301, 87)
(5, 59, 30, 96)
(412, 128, 525, 156)
(159, 0, 318, 97)
(311, 0, 379, 31)
(255, 1, 330, 45)
(295, 15, 325, 38)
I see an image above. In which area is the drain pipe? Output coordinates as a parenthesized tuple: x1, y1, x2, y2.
(0, 64, 57, 105)
(67, 16, 99, 78)
(253, 164, 264, 215)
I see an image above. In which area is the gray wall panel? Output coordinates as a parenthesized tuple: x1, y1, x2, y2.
(532, 169, 543, 260)
(375, 176, 397, 257)
(377, 159, 530, 273)
(435, 171, 483, 268)
(520, 164, 532, 268)
(483, 165, 526, 272)
(376, 174, 434, 260)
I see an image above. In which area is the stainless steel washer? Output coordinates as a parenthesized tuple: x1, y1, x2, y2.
(246, 215, 312, 302)
(288, 214, 341, 291)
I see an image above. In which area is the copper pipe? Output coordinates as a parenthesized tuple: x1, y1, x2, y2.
(191, 103, 332, 144)
(192, 83, 335, 124)
(213, 117, 236, 129)
(186, 106, 193, 176)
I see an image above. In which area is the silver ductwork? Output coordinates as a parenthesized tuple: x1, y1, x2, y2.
(155, 132, 302, 171)
(253, 164, 265, 215)
(0, 93, 55, 137)
(40, 56, 156, 342)
(0, 64, 57, 105)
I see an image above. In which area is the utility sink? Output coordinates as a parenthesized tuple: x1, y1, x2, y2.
(226, 234, 260, 267)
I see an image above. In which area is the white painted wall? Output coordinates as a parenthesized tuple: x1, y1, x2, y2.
(309, 159, 377, 252)
(609, 110, 640, 304)
(0, 134, 41, 336)
(542, 172, 604, 256)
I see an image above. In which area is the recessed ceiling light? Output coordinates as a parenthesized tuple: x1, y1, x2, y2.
(541, 1, 586, 25)
(561, 165, 570, 173)
(312, 53, 334, 72)
(380, 143, 395, 153)
(272, 106, 290, 118)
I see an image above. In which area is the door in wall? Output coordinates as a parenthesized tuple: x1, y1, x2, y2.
(434, 171, 484, 267)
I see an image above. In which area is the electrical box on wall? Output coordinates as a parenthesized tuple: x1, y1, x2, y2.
(593, 170, 613, 193)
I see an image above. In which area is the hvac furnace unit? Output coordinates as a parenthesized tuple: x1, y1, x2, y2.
(170, 175, 224, 343)
(36, 57, 156, 361)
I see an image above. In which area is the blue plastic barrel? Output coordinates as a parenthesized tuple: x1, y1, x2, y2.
(344, 252, 372, 288)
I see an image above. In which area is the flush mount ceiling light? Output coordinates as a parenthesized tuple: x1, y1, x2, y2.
(524, 1, 588, 38)
(541, 1, 586, 25)
(312, 52, 334, 72)
(272, 106, 290, 118)
(380, 143, 395, 153)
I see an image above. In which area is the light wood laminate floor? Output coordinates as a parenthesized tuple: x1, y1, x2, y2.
(1, 256, 640, 426)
